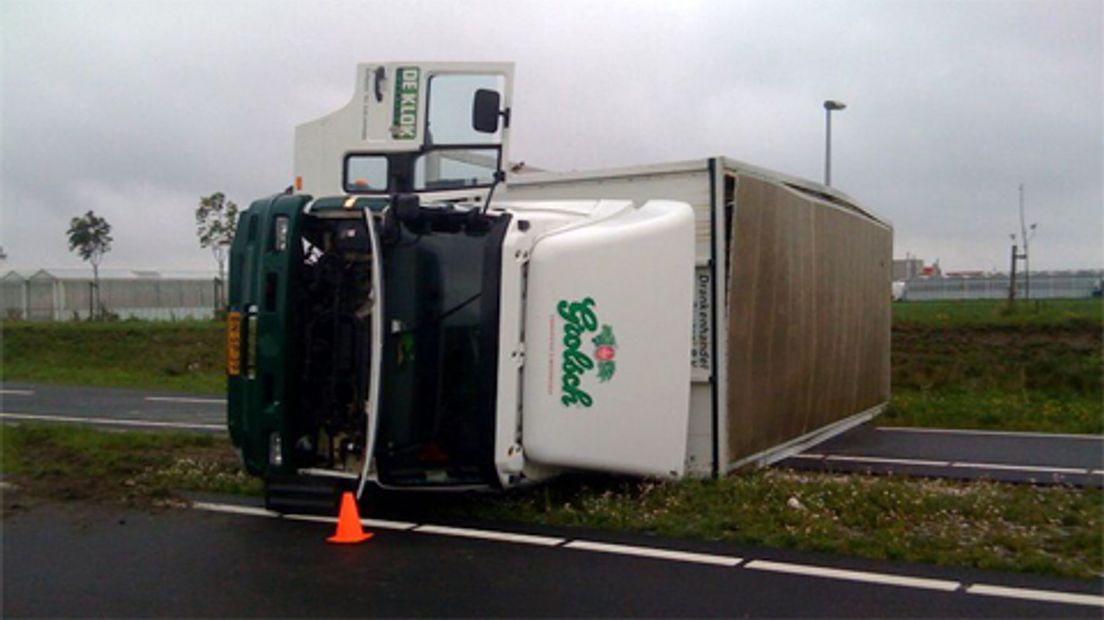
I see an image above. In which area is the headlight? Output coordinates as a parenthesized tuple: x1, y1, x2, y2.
(274, 216, 289, 252)
(269, 432, 284, 467)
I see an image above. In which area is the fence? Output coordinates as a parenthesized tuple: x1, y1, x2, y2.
(2, 270, 222, 321)
(901, 271, 1103, 302)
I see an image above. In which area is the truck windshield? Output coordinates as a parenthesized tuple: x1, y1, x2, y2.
(375, 214, 508, 485)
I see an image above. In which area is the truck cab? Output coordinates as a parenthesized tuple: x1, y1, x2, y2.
(227, 63, 695, 505)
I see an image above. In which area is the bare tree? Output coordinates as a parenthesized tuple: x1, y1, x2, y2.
(66, 210, 113, 319)
(196, 192, 239, 307)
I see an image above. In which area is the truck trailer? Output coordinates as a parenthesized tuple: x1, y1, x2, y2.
(227, 62, 892, 510)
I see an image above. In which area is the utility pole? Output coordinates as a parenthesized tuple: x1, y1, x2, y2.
(1018, 183, 1037, 300)
(1007, 234, 1027, 306)
(1020, 184, 1028, 299)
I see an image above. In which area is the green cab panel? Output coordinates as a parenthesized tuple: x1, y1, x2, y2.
(227, 193, 310, 476)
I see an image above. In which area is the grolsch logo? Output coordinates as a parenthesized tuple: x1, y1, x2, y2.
(557, 297, 617, 408)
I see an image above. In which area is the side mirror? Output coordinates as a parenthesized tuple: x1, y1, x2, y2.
(472, 89, 501, 133)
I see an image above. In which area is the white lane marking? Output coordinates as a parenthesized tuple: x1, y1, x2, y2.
(565, 540, 741, 566)
(189, 501, 1101, 608)
(787, 453, 825, 460)
(967, 584, 1104, 608)
(0, 412, 224, 431)
(818, 454, 1097, 477)
(413, 524, 564, 547)
(146, 396, 227, 405)
(745, 560, 960, 592)
(950, 461, 1087, 475)
(283, 514, 420, 531)
(877, 426, 1104, 441)
(1092, 470, 1104, 476)
(283, 514, 335, 524)
(0, 389, 35, 396)
(198, 505, 416, 531)
(193, 502, 278, 518)
(824, 455, 951, 467)
(362, 518, 418, 531)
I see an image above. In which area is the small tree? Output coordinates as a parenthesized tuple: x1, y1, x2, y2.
(196, 192, 239, 307)
(66, 210, 113, 319)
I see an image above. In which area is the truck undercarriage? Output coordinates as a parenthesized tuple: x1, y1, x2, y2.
(293, 214, 375, 475)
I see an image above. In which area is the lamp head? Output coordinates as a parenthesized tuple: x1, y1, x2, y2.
(824, 100, 847, 111)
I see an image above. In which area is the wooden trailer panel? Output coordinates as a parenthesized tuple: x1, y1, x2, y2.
(724, 174, 892, 466)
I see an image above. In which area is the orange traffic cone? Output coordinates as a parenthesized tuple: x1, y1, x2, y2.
(327, 491, 373, 544)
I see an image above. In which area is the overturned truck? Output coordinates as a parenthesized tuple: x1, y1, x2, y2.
(227, 62, 891, 510)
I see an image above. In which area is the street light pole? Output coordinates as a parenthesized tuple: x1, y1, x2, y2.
(823, 100, 846, 186)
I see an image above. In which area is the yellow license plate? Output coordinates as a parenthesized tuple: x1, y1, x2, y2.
(226, 311, 242, 376)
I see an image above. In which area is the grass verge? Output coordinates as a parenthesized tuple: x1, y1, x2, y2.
(1, 320, 225, 394)
(885, 389, 1102, 434)
(892, 298, 1102, 328)
(444, 471, 1103, 579)
(2, 423, 1100, 579)
(889, 299, 1102, 433)
(0, 423, 261, 507)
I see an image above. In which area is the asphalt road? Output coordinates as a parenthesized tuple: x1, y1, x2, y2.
(2, 500, 1101, 617)
(0, 382, 225, 431)
(778, 424, 1104, 488)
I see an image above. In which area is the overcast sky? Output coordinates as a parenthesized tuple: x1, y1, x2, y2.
(2, 0, 1101, 273)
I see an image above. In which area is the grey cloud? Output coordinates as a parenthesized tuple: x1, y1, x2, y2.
(2, 0, 1100, 272)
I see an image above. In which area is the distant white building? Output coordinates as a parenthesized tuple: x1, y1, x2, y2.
(1, 267, 219, 321)
(898, 269, 1103, 301)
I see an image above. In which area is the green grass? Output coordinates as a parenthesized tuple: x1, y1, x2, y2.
(888, 299, 1102, 433)
(0, 423, 261, 504)
(885, 390, 1102, 434)
(1, 320, 225, 394)
(436, 470, 1103, 579)
(892, 298, 1102, 328)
